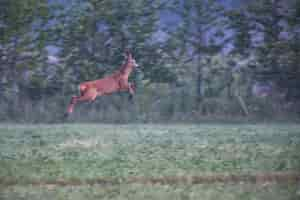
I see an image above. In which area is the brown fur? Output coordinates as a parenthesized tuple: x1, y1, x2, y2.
(66, 51, 138, 114)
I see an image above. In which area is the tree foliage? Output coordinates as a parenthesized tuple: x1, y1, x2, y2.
(0, 0, 299, 122)
(227, 0, 300, 101)
(0, 0, 51, 100)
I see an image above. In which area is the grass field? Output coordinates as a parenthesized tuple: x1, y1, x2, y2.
(0, 123, 300, 199)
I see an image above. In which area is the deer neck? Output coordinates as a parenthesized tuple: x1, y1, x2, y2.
(120, 62, 133, 79)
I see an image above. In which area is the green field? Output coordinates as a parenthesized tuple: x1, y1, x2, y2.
(0, 124, 300, 199)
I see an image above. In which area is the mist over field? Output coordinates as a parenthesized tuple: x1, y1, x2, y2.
(0, 124, 300, 199)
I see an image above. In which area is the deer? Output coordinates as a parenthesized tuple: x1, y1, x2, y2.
(65, 51, 139, 116)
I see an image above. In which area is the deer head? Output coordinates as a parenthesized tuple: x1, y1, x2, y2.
(124, 51, 139, 68)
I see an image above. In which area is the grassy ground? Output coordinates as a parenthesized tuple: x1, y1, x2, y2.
(0, 123, 300, 199)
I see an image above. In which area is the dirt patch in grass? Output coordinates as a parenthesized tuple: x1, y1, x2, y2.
(1, 172, 299, 187)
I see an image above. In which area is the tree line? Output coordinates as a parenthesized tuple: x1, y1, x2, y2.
(1, 0, 299, 122)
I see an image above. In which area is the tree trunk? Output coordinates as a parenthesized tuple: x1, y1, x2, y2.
(234, 90, 249, 116)
(196, 65, 203, 104)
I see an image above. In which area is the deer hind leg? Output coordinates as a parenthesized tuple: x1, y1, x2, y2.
(67, 88, 98, 114)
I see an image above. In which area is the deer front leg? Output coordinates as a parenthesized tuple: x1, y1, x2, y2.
(128, 83, 135, 100)
(129, 83, 135, 95)
(118, 79, 135, 100)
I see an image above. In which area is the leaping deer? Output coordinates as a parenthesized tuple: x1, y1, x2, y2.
(66, 51, 139, 116)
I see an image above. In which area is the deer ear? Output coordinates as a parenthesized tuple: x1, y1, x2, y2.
(124, 49, 130, 56)
(126, 51, 132, 60)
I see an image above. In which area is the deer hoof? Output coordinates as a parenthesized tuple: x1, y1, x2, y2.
(63, 112, 69, 119)
(128, 94, 134, 101)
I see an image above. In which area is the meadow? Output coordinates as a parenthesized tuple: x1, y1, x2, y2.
(0, 123, 299, 199)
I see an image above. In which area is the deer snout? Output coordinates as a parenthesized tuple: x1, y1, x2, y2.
(132, 59, 139, 68)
